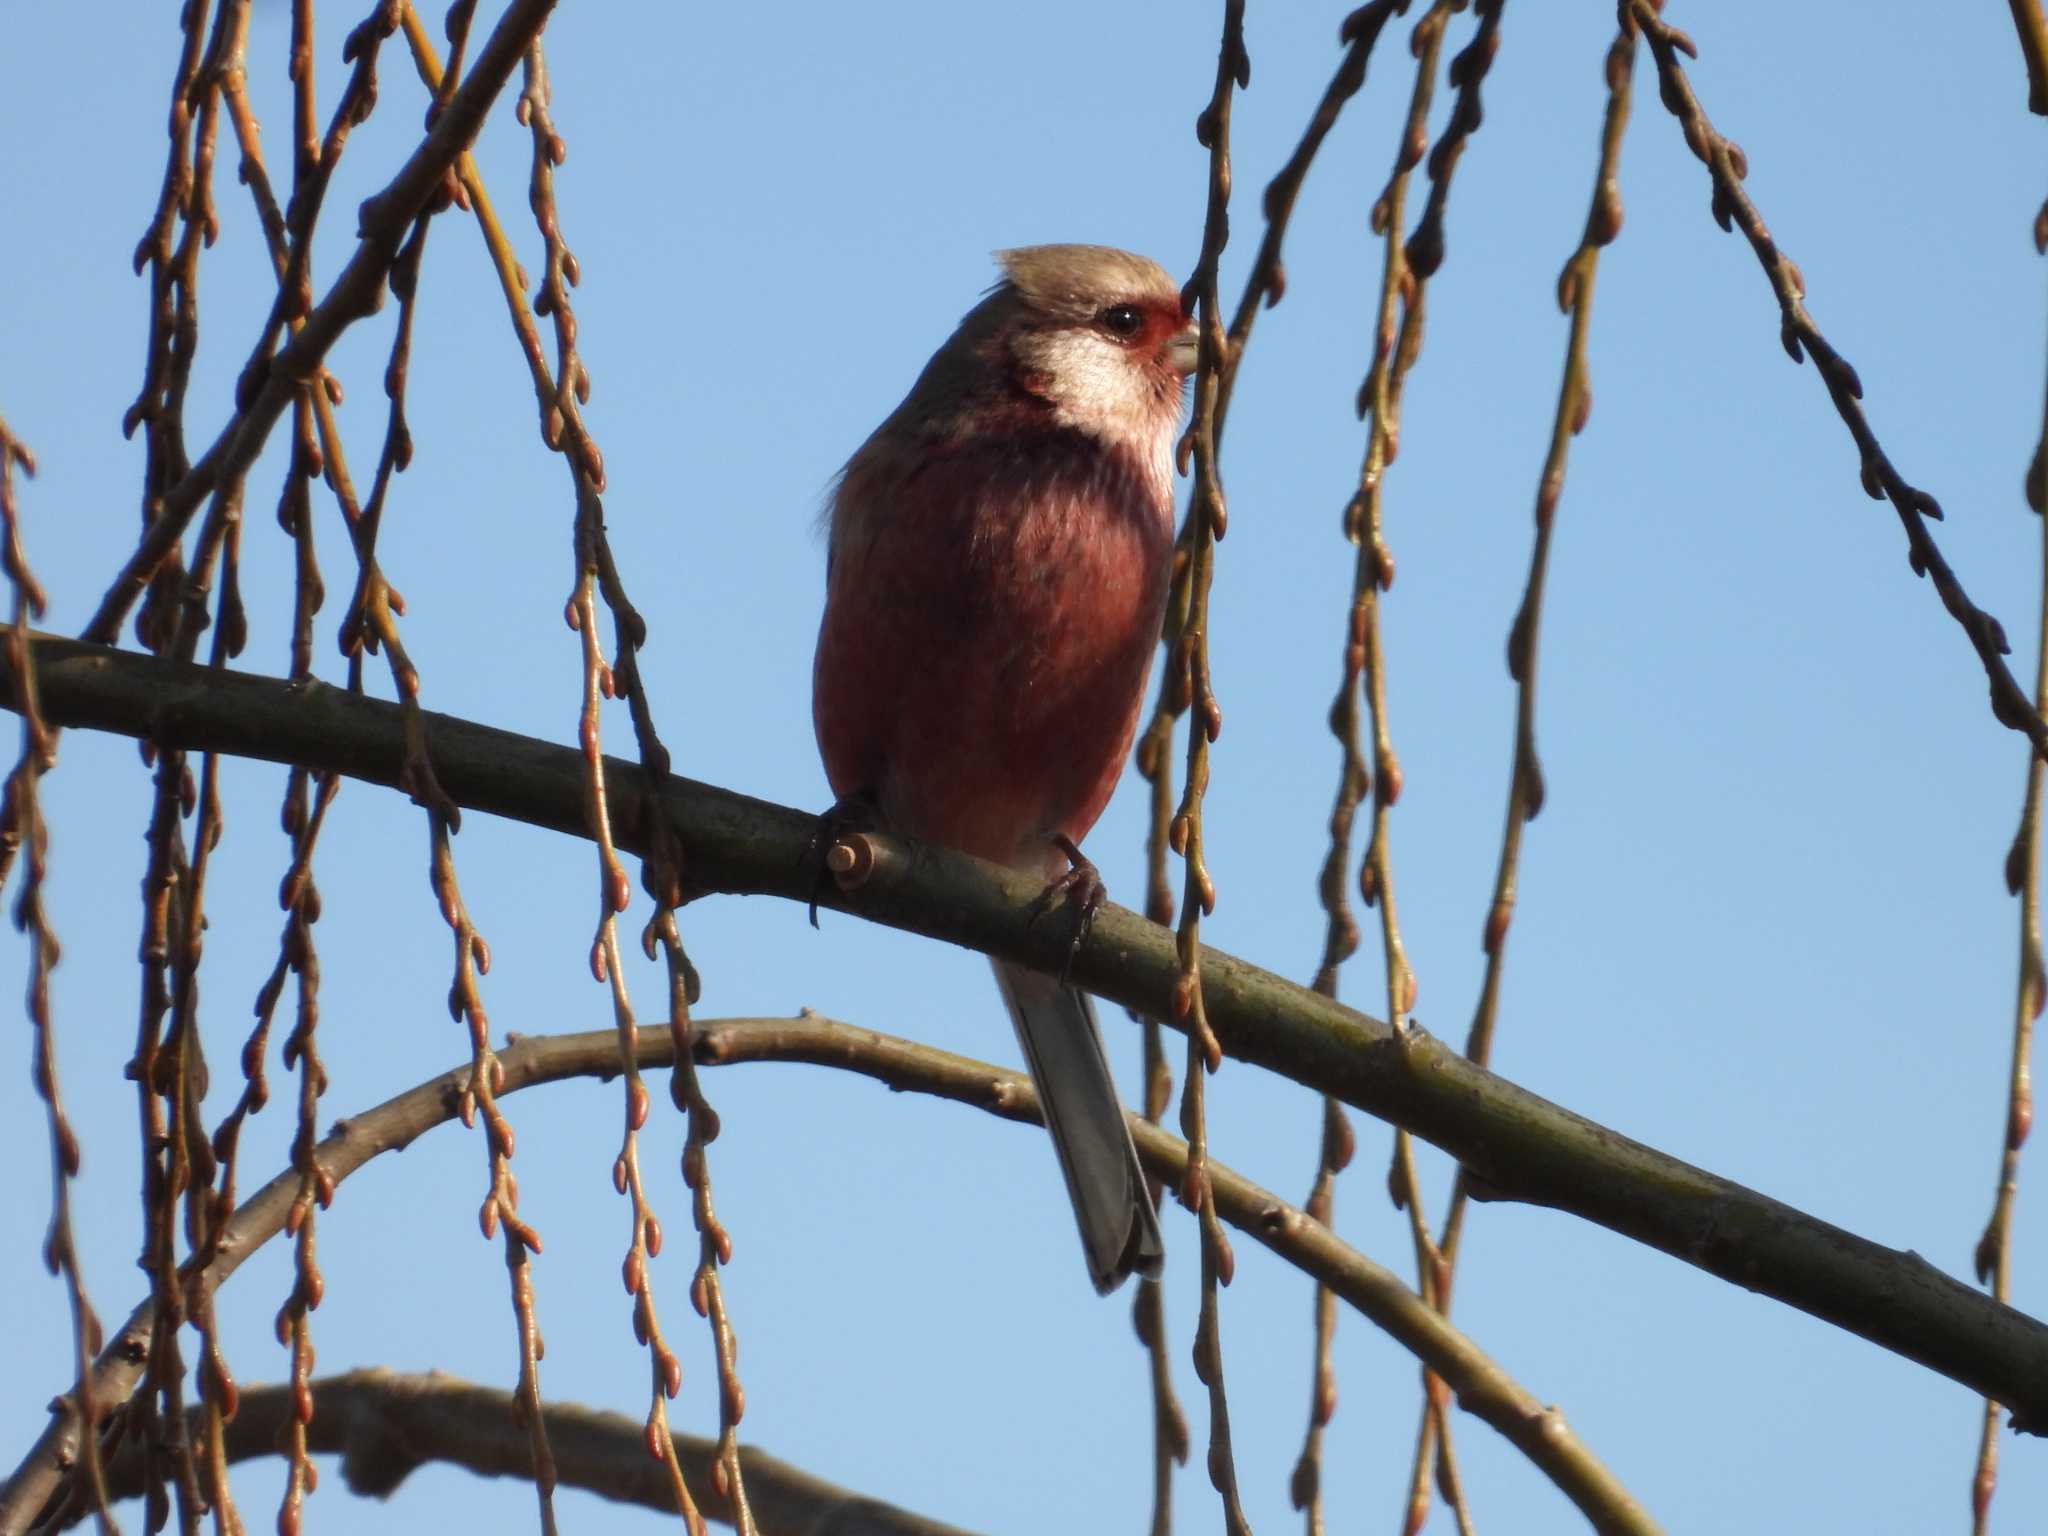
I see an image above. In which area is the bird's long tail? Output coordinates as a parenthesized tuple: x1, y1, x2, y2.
(992, 957, 1164, 1293)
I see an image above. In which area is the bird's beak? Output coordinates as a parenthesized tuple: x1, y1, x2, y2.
(1165, 321, 1200, 377)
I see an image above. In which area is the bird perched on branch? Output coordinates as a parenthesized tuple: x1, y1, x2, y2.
(812, 244, 1198, 1293)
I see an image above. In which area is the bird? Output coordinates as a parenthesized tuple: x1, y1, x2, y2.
(811, 244, 1198, 1293)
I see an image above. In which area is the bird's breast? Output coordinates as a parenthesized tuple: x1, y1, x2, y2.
(814, 428, 1175, 866)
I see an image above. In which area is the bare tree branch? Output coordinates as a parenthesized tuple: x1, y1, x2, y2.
(3, 635, 2046, 1435)
(7, 1019, 1656, 1536)
(70, 1369, 974, 1536)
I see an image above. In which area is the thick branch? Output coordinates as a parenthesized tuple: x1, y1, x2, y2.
(74, 1368, 971, 1536)
(6, 636, 2048, 1433)
(9, 1020, 1654, 1536)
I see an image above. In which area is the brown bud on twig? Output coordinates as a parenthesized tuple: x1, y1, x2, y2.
(1522, 752, 1546, 820)
(1483, 901, 1512, 956)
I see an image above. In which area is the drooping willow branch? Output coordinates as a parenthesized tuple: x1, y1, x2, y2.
(1625, 0, 2048, 761)
(74, 1370, 975, 1536)
(1331, 5, 1475, 1528)
(0, 425, 114, 1536)
(80, 0, 561, 650)
(1412, 14, 1637, 1530)
(6, 1019, 1657, 1536)
(1172, 5, 1251, 1533)
(1134, 13, 1419, 1529)
(1969, 93, 2048, 1532)
(4, 635, 2048, 1433)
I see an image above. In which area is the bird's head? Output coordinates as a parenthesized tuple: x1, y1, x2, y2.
(984, 244, 1198, 452)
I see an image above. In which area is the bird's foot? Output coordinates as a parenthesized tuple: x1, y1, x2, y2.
(1028, 834, 1105, 984)
(806, 792, 880, 928)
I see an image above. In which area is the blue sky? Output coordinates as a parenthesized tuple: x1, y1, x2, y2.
(4, 2, 2047, 1532)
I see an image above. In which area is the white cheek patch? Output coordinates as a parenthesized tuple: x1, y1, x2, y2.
(1031, 329, 1177, 504)
(1036, 330, 1141, 431)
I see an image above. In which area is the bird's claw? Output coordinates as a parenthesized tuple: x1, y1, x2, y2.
(805, 792, 879, 928)
(1028, 834, 1105, 985)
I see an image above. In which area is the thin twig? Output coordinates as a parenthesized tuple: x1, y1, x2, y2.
(1455, 13, 1633, 1223)
(122, 0, 217, 657)
(1130, 29, 1419, 1514)
(0, 421, 114, 1536)
(393, 12, 738, 1523)
(1134, 0, 1416, 916)
(1282, 1098, 1351, 1536)
(1407, 15, 1639, 1533)
(1625, 0, 2048, 760)
(174, 487, 249, 1536)
(118, 5, 258, 1524)
(261, 17, 568, 1528)
(129, 718, 205, 1536)
(1133, 21, 1411, 1524)
(170, 14, 268, 1528)
(1172, 5, 1253, 1533)
(203, 10, 353, 1525)
(521, 35, 716, 1530)
(1969, 198, 2048, 1536)
(1315, 3, 1500, 1527)
(1216, 0, 1416, 439)
(80, 0, 562, 650)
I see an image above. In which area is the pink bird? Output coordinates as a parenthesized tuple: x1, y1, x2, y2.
(812, 244, 1198, 1293)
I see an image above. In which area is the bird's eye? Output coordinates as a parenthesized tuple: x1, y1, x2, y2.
(1098, 304, 1144, 339)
